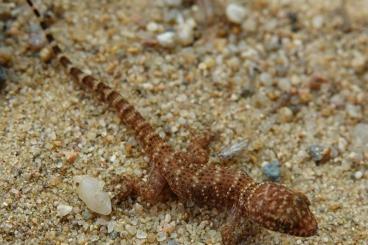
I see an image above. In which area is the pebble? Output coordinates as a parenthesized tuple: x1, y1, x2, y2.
(0, 65, 6, 89)
(82, 209, 92, 220)
(262, 160, 281, 181)
(226, 3, 247, 24)
(351, 53, 366, 73)
(136, 230, 147, 239)
(218, 140, 248, 160)
(0, 47, 12, 66)
(352, 123, 368, 152)
(164, 0, 182, 7)
(29, 32, 47, 51)
(167, 240, 177, 245)
(40, 47, 54, 63)
(277, 78, 291, 92)
(73, 175, 112, 215)
(0, 3, 13, 21)
(346, 104, 362, 119)
(277, 107, 293, 123)
(157, 231, 167, 242)
(259, 72, 272, 86)
(57, 204, 73, 217)
(146, 22, 160, 33)
(157, 32, 176, 48)
(312, 15, 324, 29)
(65, 151, 78, 164)
(177, 19, 195, 46)
(308, 144, 331, 164)
(353, 171, 363, 180)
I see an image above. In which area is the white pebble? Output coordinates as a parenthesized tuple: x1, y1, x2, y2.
(146, 22, 160, 33)
(136, 230, 147, 239)
(157, 231, 167, 242)
(177, 19, 195, 45)
(218, 140, 249, 160)
(107, 221, 116, 233)
(157, 32, 176, 47)
(312, 15, 324, 29)
(346, 104, 362, 119)
(57, 204, 73, 217)
(277, 78, 291, 92)
(353, 171, 363, 179)
(164, 0, 182, 7)
(226, 3, 247, 24)
(73, 175, 112, 215)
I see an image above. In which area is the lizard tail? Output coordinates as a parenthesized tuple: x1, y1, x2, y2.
(25, 0, 169, 156)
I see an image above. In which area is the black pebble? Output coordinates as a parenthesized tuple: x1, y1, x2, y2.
(0, 65, 7, 89)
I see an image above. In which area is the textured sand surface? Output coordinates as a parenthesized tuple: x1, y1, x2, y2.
(1, 0, 367, 244)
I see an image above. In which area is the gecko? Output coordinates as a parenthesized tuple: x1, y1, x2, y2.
(25, 1, 318, 244)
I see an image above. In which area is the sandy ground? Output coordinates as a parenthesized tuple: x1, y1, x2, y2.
(1, 0, 368, 244)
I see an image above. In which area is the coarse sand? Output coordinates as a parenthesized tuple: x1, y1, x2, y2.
(1, 0, 367, 244)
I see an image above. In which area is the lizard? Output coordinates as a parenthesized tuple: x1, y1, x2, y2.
(25, 1, 318, 244)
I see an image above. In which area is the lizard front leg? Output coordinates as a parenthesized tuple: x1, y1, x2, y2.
(185, 129, 216, 165)
(220, 206, 259, 245)
(112, 165, 172, 206)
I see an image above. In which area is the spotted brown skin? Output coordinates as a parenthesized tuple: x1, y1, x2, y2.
(26, 1, 318, 244)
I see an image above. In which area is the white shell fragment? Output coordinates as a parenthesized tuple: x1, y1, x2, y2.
(218, 140, 249, 160)
(73, 175, 112, 215)
(157, 32, 176, 47)
(57, 204, 73, 217)
(226, 3, 247, 24)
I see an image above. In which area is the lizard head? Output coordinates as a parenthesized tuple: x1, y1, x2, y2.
(243, 182, 318, 237)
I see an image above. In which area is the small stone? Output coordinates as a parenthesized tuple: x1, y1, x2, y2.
(0, 47, 12, 66)
(353, 171, 363, 180)
(262, 160, 281, 181)
(309, 74, 327, 90)
(29, 32, 47, 51)
(0, 3, 13, 21)
(48, 175, 62, 187)
(107, 221, 116, 233)
(156, 231, 167, 242)
(346, 104, 362, 119)
(277, 78, 291, 92)
(177, 19, 195, 46)
(259, 73, 272, 86)
(352, 123, 368, 152)
(167, 240, 177, 245)
(164, 0, 182, 7)
(351, 54, 366, 73)
(307, 144, 331, 164)
(312, 15, 324, 29)
(146, 22, 160, 32)
(136, 230, 147, 239)
(57, 204, 73, 217)
(126, 224, 136, 235)
(82, 209, 92, 220)
(40, 47, 54, 63)
(277, 106, 293, 123)
(0, 65, 7, 89)
(176, 94, 187, 102)
(73, 175, 112, 215)
(65, 151, 78, 164)
(226, 3, 247, 24)
(157, 32, 176, 48)
(218, 140, 248, 160)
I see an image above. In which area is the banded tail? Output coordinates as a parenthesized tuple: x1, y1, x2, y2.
(25, 0, 170, 157)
